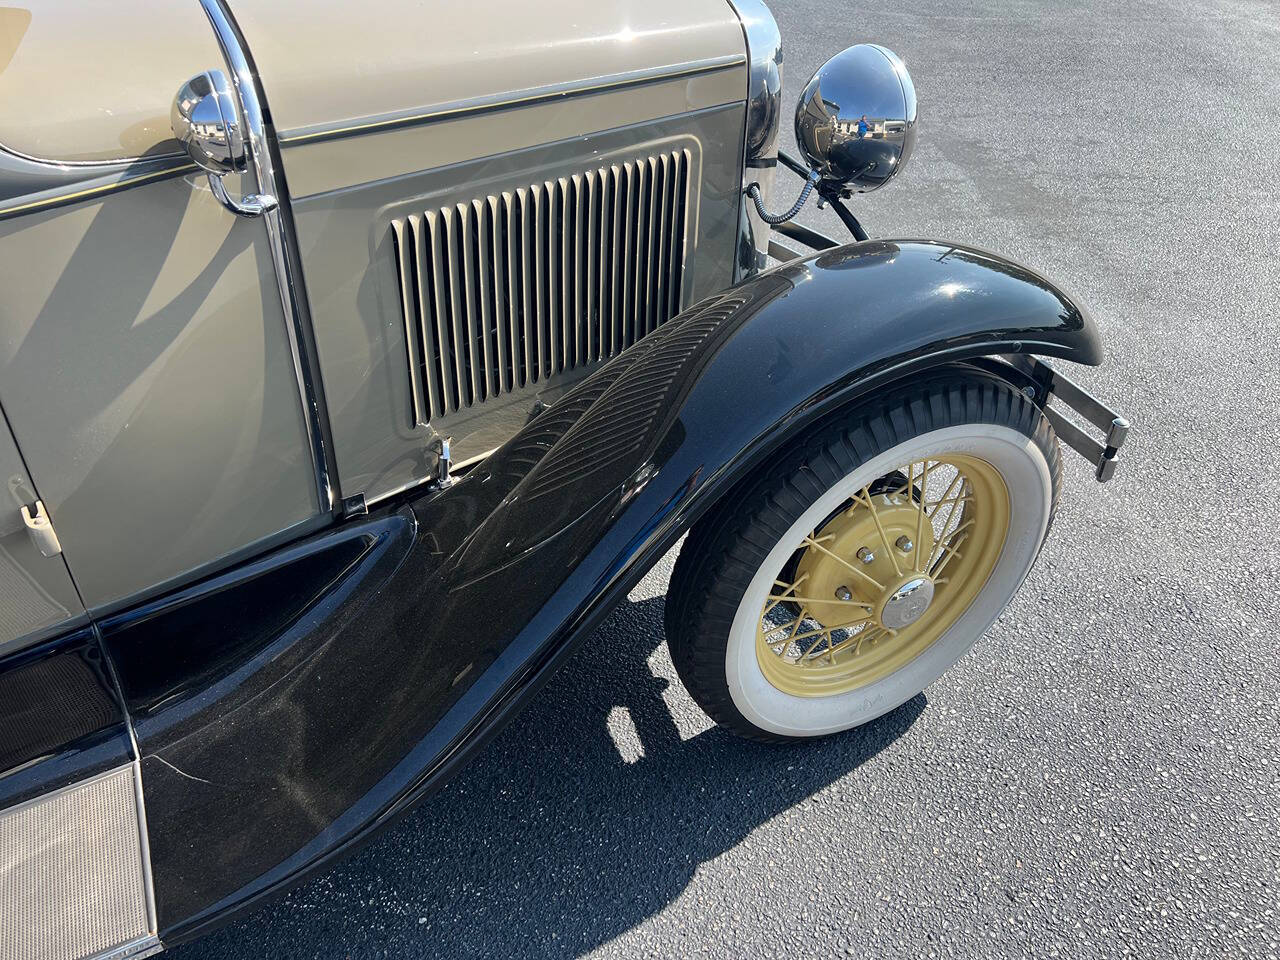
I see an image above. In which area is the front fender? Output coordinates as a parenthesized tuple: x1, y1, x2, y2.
(447, 238, 1100, 591)
(119, 240, 1101, 940)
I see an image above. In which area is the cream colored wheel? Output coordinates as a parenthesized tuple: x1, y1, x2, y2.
(754, 451, 1010, 699)
(665, 371, 1061, 742)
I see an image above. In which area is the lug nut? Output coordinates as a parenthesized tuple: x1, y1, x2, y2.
(895, 535, 914, 552)
(856, 546, 876, 564)
(835, 585, 853, 601)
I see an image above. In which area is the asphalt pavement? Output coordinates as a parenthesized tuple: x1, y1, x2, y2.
(174, 0, 1280, 956)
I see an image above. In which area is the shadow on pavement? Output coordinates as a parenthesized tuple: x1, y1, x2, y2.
(175, 595, 923, 959)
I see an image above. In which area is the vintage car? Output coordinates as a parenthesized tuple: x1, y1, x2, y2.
(0, 1, 1129, 957)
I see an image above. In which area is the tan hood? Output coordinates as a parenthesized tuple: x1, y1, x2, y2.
(0, 1, 226, 163)
(228, 0, 747, 141)
(0, 0, 746, 165)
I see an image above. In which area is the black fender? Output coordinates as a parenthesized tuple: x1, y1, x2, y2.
(101, 240, 1101, 940)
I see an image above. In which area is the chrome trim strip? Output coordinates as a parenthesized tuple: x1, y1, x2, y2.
(0, 155, 194, 222)
(0, 139, 184, 169)
(130, 759, 158, 937)
(196, 0, 336, 514)
(98, 637, 160, 948)
(276, 55, 747, 147)
(89, 933, 164, 960)
(724, 0, 782, 280)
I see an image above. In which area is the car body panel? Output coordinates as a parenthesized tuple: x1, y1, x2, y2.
(0, 410, 84, 654)
(229, 0, 746, 145)
(0, 2, 753, 597)
(230, 0, 752, 505)
(100, 239, 1101, 940)
(0, 175, 321, 611)
(296, 106, 745, 502)
(0, 1, 224, 163)
(276, 63, 747, 200)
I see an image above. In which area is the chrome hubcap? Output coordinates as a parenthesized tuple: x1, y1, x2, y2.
(879, 576, 935, 629)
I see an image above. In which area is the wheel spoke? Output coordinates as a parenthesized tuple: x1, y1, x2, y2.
(789, 617, 870, 644)
(765, 594, 873, 609)
(828, 625, 876, 659)
(922, 494, 973, 512)
(855, 486, 902, 577)
(844, 624, 894, 656)
(763, 572, 809, 617)
(927, 472, 964, 519)
(783, 604, 809, 644)
(926, 480, 968, 569)
(764, 612, 804, 635)
(886, 477, 913, 499)
(766, 605, 810, 662)
(762, 605, 808, 643)
(929, 518, 975, 571)
(913, 459, 932, 572)
(931, 527, 972, 578)
(801, 535, 884, 591)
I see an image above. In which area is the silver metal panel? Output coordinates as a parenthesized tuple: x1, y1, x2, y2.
(532, 186, 548, 382)
(0, 2, 225, 165)
(463, 206, 479, 398)
(389, 149, 693, 429)
(584, 175, 599, 362)
(425, 210, 456, 413)
(611, 166, 625, 353)
(487, 196, 511, 395)
(546, 182, 561, 377)
(475, 199, 497, 397)
(0, 765, 156, 960)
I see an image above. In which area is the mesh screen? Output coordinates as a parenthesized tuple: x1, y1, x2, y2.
(0, 765, 152, 960)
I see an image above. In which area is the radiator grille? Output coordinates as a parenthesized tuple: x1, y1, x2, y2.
(390, 149, 693, 425)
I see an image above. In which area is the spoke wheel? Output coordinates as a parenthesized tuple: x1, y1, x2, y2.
(757, 454, 1009, 698)
(665, 369, 1061, 742)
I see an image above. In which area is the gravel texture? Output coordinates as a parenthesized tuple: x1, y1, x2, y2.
(173, 0, 1280, 956)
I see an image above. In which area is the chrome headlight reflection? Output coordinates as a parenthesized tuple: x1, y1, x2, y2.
(794, 44, 918, 192)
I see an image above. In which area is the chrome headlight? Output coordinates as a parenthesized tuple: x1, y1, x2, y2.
(794, 44, 918, 192)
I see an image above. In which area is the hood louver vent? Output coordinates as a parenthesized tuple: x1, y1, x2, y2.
(390, 149, 693, 426)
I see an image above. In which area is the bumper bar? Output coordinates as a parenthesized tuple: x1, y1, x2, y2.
(1004, 355, 1130, 482)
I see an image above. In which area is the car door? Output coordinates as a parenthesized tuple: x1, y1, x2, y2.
(0, 1, 323, 615)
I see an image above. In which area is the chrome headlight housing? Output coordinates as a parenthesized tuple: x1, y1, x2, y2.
(794, 44, 918, 193)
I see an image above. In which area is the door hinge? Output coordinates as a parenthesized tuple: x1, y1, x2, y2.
(21, 499, 62, 557)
